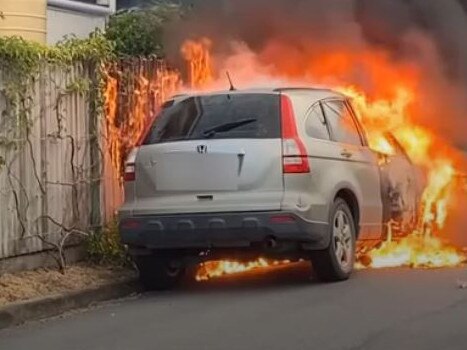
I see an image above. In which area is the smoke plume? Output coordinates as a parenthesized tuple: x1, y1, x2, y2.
(166, 0, 467, 148)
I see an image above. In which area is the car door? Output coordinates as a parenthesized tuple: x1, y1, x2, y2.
(321, 99, 383, 240)
(292, 98, 344, 226)
(381, 132, 423, 232)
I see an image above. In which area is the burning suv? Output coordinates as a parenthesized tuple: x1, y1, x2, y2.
(118, 87, 422, 290)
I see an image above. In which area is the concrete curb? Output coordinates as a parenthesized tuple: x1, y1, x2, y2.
(0, 277, 141, 330)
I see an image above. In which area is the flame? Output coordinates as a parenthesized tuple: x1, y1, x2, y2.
(179, 38, 466, 274)
(104, 61, 182, 181)
(373, 136, 396, 156)
(421, 162, 454, 231)
(358, 161, 464, 269)
(181, 38, 214, 89)
(103, 71, 121, 176)
(196, 259, 291, 281)
(336, 89, 464, 268)
(357, 235, 463, 269)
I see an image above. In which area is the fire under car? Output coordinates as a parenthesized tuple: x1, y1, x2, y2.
(118, 87, 425, 290)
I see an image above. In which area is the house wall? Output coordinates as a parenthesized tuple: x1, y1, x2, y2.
(47, 0, 116, 44)
(0, 0, 47, 43)
(47, 9, 105, 44)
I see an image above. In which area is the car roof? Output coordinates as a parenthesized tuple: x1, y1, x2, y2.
(171, 86, 346, 101)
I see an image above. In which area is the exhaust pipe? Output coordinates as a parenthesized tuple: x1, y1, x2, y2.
(264, 237, 278, 250)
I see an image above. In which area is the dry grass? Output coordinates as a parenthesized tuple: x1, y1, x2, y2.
(0, 264, 136, 307)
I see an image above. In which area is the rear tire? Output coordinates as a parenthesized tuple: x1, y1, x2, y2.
(311, 198, 356, 282)
(135, 255, 184, 291)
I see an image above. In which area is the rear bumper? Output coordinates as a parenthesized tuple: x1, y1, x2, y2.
(119, 211, 330, 252)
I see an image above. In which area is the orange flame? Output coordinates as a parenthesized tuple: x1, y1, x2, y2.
(104, 61, 182, 181)
(421, 162, 454, 231)
(356, 235, 463, 269)
(103, 71, 121, 176)
(181, 38, 214, 89)
(358, 162, 464, 269)
(196, 259, 291, 281)
(338, 89, 464, 268)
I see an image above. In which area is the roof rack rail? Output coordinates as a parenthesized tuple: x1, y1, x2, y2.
(273, 87, 333, 92)
(172, 93, 189, 98)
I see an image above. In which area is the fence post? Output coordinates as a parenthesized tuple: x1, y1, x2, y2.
(88, 63, 102, 232)
(39, 64, 48, 236)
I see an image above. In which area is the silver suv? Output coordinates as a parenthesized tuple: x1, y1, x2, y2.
(119, 87, 385, 289)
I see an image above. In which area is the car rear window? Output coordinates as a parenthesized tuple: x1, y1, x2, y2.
(143, 93, 280, 144)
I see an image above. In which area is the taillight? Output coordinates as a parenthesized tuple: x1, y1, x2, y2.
(123, 162, 135, 182)
(280, 95, 310, 174)
(120, 218, 141, 230)
(123, 148, 138, 182)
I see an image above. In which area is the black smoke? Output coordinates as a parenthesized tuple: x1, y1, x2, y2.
(355, 0, 467, 86)
(165, 0, 467, 147)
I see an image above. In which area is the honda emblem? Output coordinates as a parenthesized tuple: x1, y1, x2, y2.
(197, 145, 208, 154)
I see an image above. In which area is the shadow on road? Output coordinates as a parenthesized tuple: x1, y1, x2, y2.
(140, 262, 329, 299)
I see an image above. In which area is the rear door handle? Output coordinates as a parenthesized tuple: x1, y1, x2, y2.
(197, 195, 214, 201)
(238, 149, 246, 175)
(341, 150, 353, 158)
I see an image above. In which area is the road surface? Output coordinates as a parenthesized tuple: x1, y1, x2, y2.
(1, 264, 466, 350)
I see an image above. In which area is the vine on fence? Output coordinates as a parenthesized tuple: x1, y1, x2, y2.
(0, 33, 116, 272)
(0, 33, 114, 165)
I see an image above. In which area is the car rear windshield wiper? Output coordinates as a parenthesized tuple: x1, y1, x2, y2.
(201, 118, 257, 138)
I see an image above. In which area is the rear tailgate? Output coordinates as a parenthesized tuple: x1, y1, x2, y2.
(128, 92, 284, 215)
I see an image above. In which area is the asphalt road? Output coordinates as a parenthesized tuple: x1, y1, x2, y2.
(1, 264, 466, 350)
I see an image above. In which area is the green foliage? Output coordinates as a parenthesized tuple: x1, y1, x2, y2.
(105, 3, 183, 57)
(0, 32, 115, 80)
(0, 31, 115, 110)
(86, 219, 129, 266)
(0, 32, 115, 163)
(65, 77, 91, 96)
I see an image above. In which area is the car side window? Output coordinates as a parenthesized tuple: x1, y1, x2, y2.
(305, 103, 331, 141)
(346, 101, 369, 146)
(322, 100, 363, 146)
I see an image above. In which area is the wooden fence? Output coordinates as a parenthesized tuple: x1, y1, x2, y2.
(0, 57, 180, 261)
